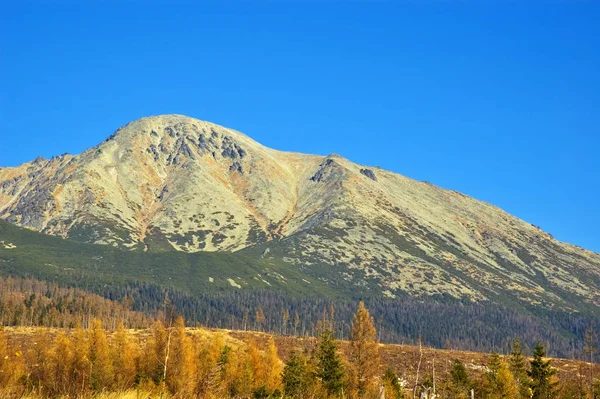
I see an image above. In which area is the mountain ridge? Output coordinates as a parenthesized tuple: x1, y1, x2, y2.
(1, 114, 599, 311)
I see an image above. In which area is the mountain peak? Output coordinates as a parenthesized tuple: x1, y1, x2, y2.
(104, 114, 248, 146)
(1, 116, 599, 310)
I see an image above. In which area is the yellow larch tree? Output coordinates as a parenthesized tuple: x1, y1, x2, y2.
(111, 320, 138, 391)
(263, 335, 283, 393)
(71, 323, 92, 396)
(166, 316, 197, 396)
(89, 319, 114, 392)
(349, 301, 381, 397)
(247, 337, 264, 389)
(45, 332, 74, 397)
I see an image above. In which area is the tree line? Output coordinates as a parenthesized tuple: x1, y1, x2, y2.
(0, 276, 149, 329)
(2, 275, 599, 361)
(101, 281, 600, 359)
(0, 301, 599, 398)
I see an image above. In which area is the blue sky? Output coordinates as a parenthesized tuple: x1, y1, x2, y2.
(1, 1, 599, 252)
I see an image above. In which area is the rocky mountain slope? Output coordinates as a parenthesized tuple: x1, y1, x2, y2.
(1, 115, 599, 310)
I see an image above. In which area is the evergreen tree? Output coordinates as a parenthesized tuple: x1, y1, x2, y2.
(448, 359, 472, 399)
(452, 359, 471, 387)
(382, 368, 403, 399)
(510, 339, 531, 399)
(529, 341, 558, 399)
(349, 301, 380, 396)
(282, 351, 310, 398)
(315, 328, 344, 397)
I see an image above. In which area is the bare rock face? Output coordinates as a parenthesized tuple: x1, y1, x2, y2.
(1, 114, 599, 309)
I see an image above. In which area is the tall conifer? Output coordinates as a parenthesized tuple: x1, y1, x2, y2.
(529, 341, 558, 399)
(315, 328, 344, 396)
(510, 339, 531, 399)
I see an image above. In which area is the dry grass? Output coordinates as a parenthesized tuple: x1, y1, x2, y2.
(13, 392, 161, 399)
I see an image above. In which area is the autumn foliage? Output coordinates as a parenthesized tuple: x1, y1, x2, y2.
(0, 302, 598, 399)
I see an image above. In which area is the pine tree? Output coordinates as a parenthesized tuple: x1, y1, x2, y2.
(510, 339, 531, 399)
(349, 301, 380, 396)
(89, 318, 114, 391)
(529, 341, 558, 399)
(315, 328, 344, 397)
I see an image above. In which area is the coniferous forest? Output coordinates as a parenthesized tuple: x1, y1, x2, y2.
(1, 275, 598, 360)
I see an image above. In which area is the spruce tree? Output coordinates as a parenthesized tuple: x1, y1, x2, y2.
(382, 368, 402, 399)
(448, 359, 472, 399)
(529, 341, 557, 399)
(451, 359, 471, 387)
(510, 339, 531, 399)
(315, 328, 344, 396)
(282, 351, 310, 398)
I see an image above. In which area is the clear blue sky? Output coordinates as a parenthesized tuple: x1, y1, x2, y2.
(1, 2, 599, 252)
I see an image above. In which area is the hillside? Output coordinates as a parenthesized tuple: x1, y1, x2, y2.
(0, 218, 335, 297)
(1, 115, 599, 312)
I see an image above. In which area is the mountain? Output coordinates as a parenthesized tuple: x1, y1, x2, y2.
(1, 114, 599, 313)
